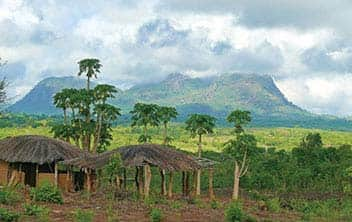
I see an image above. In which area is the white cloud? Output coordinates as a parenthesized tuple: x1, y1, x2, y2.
(0, 0, 351, 116)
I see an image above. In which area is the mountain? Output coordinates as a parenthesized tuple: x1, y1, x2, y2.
(8, 77, 92, 114)
(8, 73, 352, 129)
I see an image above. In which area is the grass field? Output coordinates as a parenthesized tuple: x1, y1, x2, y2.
(1, 125, 352, 152)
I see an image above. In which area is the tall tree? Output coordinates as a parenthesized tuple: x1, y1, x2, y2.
(52, 59, 120, 153)
(0, 58, 8, 108)
(77, 58, 102, 151)
(225, 109, 254, 200)
(130, 103, 160, 143)
(158, 106, 178, 145)
(185, 114, 216, 196)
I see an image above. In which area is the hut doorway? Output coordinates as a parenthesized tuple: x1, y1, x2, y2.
(73, 171, 85, 191)
(22, 163, 36, 187)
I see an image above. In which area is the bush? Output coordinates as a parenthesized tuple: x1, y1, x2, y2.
(0, 208, 20, 222)
(30, 182, 63, 204)
(23, 203, 49, 217)
(225, 201, 244, 222)
(266, 198, 281, 213)
(74, 209, 94, 222)
(150, 208, 163, 222)
(0, 188, 21, 205)
(210, 200, 220, 209)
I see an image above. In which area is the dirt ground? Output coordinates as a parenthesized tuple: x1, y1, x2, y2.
(1, 189, 302, 222)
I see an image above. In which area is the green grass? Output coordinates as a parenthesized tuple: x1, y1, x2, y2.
(2, 125, 352, 152)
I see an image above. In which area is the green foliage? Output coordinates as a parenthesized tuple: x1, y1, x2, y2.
(0, 208, 20, 222)
(185, 114, 216, 137)
(74, 209, 94, 222)
(23, 203, 49, 218)
(225, 201, 244, 222)
(210, 200, 220, 209)
(227, 110, 251, 136)
(0, 187, 20, 205)
(149, 208, 163, 222)
(30, 182, 63, 204)
(265, 198, 281, 213)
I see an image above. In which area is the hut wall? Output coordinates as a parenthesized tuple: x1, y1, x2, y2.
(38, 173, 56, 186)
(38, 172, 73, 190)
(0, 161, 8, 185)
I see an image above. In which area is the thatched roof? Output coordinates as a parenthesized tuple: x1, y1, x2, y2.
(63, 144, 202, 171)
(0, 135, 88, 165)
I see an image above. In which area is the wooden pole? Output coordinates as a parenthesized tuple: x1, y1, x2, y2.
(54, 163, 58, 188)
(192, 171, 197, 197)
(185, 172, 190, 196)
(144, 165, 151, 198)
(209, 168, 215, 200)
(123, 168, 127, 190)
(135, 167, 139, 190)
(160, 169, 166, 195)
(138, 166, 144, 196)
(19, 164, 22, 184)
(168, 171, 173, 198)
(182, 171, 186, 196)
(86, 169, 91, 193)
(65, 167, 70, 192)
(36, 164, 39, 187)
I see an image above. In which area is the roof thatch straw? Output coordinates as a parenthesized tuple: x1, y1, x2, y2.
(0, 135, 88, 165)
(63, 144, 202, 171)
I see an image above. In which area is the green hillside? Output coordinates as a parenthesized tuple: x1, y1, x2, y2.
(7, 73, 352, 129)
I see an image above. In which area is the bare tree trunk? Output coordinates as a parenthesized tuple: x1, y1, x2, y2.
(93, 113, 103, 154)
(163, 122, 168, 145)
(232, 161, 240, 200)
(144, 165, 151, 198)
(168, 172, 173, 198)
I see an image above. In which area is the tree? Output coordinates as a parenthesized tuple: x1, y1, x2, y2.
(158, 106, 178, 145)
(52, 59, 120, 153)
(77, 58, 102, 90)
(225, 134, 258, 200)
(185, 114, 216, 196)
(225, 109, 254, 200)
(77, 58, 102, 151)
(227, 110, 251, 138)
(130, 103, 160, 143)
(0, 58, 8, 108)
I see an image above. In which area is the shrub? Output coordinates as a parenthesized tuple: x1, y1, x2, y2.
(266, 198, 281, 213)
(210, 200, 220, 209)
(0, 188, 20, 205)
(0, 208, 20, 222)
(150, 208, 163, 222)
(23, 203, 49, 217)
(225, 201, 244, 222)
(74, 209, 94, 222)
(30, 182, 63, 204)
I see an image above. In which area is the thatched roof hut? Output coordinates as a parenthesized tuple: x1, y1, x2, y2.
(0, 135, 87, 164)
(63, 144, 201, 171)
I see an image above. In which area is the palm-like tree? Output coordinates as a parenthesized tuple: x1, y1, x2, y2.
(77, 58, 102, 151)
(77, 58, 102, 90)
(130, 103, 160, 143)
(185, 114, 216, 196)
(158, 106, 178, 145)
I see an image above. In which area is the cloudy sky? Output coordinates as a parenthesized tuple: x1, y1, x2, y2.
(1, 0, 352, 116)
